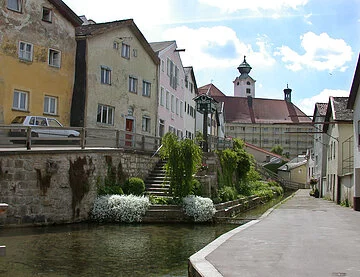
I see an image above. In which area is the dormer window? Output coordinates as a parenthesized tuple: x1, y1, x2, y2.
(42, 7, 52, 22)
(246, 88, 251, 94)
(7, 0, 22, 12)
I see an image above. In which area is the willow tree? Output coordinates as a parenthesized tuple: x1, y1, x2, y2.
(159, 133, 202, 198)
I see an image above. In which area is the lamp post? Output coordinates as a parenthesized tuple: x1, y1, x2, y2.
(194, 94, 217, 152)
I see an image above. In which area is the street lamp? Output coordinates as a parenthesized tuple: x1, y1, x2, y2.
(194, 94, 218, 152)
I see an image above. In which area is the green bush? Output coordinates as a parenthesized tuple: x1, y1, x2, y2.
(191, 179, 204, 196)
(123, 177, 145, 196)
(97, 184, 123, 196)
(218, 186, 237, 202)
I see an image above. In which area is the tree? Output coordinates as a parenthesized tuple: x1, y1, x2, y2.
(271, 145, 283, 156)
(159, 132, 202, 198)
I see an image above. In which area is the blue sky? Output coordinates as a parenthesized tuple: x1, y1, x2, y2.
(63, 0, 360, 115)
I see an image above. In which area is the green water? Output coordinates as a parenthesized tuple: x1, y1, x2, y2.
(0, 192, 292, 276)
(0, 223, 236, 277)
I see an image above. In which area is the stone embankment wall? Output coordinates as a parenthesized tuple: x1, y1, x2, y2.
(0, 149, 159, 227)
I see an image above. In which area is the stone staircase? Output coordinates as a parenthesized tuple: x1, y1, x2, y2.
(144, 159, 171, 197)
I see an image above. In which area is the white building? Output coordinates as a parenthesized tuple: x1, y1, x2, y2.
(347, 53, 360, 211)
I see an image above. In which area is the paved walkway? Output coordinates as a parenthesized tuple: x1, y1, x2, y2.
(189, 189, 360, 277)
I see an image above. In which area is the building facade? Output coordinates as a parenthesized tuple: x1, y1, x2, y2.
(323, 97, 353, 205)
(0, 0, 82, 125)
(346, 53, 360, 211)
(183, 66, 198, 139)
(150, 41, 187, 138)
(312, 103, 328, 196)
(71, 19, 159, 138)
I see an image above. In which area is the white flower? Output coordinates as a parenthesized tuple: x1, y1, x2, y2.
(91, 194, 150, 223)
(182, 195, 216, 222)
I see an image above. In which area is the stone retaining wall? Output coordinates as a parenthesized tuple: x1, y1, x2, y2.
(0, 149, 159, 227)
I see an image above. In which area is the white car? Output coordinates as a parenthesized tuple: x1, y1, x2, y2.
(9, 116, 80, 139)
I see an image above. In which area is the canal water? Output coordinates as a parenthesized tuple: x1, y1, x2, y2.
(0, 193, 292, 277)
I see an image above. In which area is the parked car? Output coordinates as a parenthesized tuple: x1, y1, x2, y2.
(9, 116, 80, 140)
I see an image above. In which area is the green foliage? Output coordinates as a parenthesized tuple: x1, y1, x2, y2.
(96, 173, 124, 196)
(218, 149, 238, 187)
(271, 145, 283, 155)
(340, 198, 350, 207)
(235, 180, 253, 197)
(218, 186, 237, 202)
(159, 132, 202, 198)
(123, 177, 145, 196)
(191, 179, 204, 196)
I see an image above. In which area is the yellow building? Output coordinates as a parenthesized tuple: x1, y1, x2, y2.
(0, 0, 82, 125)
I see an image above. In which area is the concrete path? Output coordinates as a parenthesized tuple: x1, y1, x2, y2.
(189, 189, 360, 277)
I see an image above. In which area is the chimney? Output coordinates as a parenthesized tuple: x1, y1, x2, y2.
(284, 84, 292, 102)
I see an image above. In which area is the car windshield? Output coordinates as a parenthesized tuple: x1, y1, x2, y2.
(11, 116, 26, 124)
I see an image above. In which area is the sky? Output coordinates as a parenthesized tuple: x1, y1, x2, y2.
(63, 0, 360, 116)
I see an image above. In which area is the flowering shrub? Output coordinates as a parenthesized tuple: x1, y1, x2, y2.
(182, 195, 216, 222)
(90, 194, 150, 223)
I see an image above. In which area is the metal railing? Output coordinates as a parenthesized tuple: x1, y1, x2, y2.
(0, 126, 232, 152)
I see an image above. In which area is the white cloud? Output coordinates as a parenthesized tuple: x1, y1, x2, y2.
(198, 0, 308, 13)
(275, 32, 353, 72)
(296, 89, 349, 115)
(161, 26, 275, 70)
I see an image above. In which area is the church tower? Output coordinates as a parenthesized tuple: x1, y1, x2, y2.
(233, 56, 256, 98)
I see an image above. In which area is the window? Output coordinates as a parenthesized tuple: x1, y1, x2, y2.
(171, 95, 175, 112)
(121, 43, 130, 59)
(176, 98, 179, 115)
(167, 58, 178, 89)
(253, 127, 257, 132)
(42, 7, 52, 22)
(263, 127, 268, 132)
(274, 138, 280, 144)
(44, 95, 57, 115)
(246, 88, 251, 94)
(160, 87, 165, 106)
(263, 138, 269, 144)
(7, 0, 21, 12)
(142, 81, 151, 97)
(97, 104, 114, 125)
(133, 49, 137, 57)
(274, 128, 280, 134)
(142, 116, 151, 132)
(12, 90, 28, 111)
(113, 41, 119, 49)
(247, 81, 251, 85)
(161, 60, 165, 72)
(48, 49, 61, 67)
(101, 66, 111, 85)
(285, 139, 290, 144)
(19, 41, 33, 61)
(166, 91, 170, 110)
(180, 101, 183, 117)
(129, 76, 138, 93)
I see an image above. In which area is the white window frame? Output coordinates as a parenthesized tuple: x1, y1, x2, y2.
(101, 66, 111, 85)
(19, 41, 33, 61)
(7, 0, 22, 12)
(142, 81, 151, 97)
(44, 95, 57, 115)
(166, 91, 170, 110)
(113, 41, 119, 50)
(180, 101, 183, 117)
(142, 116, 151, 132)
(13, 90, 28, 111)
(48, 48, 61, 68)
(160, 87, 165, 106)
(97, 104, 114, 125)
(171, 95, 175, 113)
(42, 7, 52, 22)
(129, 76, 138, 93)
(161, 60, 165, 72)
(176, 98, 179, 115)
(121, 43, 130, 59)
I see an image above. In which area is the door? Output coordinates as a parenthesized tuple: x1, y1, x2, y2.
(125, 118, 134, 147)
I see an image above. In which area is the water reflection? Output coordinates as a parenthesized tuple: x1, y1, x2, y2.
(0, 223, 236, 277)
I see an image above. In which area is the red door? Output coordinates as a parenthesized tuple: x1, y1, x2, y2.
(125, 119, 134, 147)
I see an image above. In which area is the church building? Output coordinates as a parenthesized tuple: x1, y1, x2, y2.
(198, 57, 313, 158)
